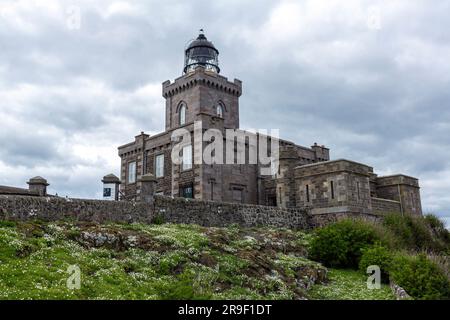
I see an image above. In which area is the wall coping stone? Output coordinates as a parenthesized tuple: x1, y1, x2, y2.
(294, 158, 373, 171)
(371, 197, 401, 204)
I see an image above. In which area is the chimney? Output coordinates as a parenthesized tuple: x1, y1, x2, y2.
(27, 176, 49, 196)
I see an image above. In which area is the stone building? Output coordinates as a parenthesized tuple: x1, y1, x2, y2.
(118, 31, 422, 217)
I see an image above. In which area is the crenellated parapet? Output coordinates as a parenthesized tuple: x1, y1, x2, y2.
(162, 67, 242, 98)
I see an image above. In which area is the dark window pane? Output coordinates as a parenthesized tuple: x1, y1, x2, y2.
(103, 188, 112, 197)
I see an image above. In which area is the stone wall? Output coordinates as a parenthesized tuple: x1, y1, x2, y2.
(0, 194, 310, 230)
(153, 195, 309, 229)
(310, 212, 383, 228)
(1, 193, 399, 230)
(146, 146, 173, 196)
(0, 195, 152, 223)
(371, 197, 402, 215)
(294, 159, 373, 215)
(375, 175, 422, 216)
(162, 67, 242, 131)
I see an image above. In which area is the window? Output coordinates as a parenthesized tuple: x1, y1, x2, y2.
(209, 179, 215, 200)
(306, 184, 310, 202)
(179, 104, 186, 125)
(267, 195, 277, 207)
(182, 145, 192, 170)
(357, 181, 361, 201)
(216, 104, 223, 118)
(128, 161, 136, 184)
(181, 184, 193, 198)
(270, 160, 279, 177)
(155, 154, 164, 178)
(103, 188, 111, 197)
(330, 181, 335, 199)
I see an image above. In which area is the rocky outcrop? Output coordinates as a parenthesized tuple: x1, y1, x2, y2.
(390, 281, 411, 300)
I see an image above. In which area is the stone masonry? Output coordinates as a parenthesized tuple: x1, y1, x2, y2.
(0, 194, 309, 230)
(0, 32, 423, 230)
(117, 31, 422, 218)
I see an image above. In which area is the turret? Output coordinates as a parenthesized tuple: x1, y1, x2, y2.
(27, 176, 49, 196)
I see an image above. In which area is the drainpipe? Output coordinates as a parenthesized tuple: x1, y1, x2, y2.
(141, 134, 147, 202)
(142, 138, 147, 175)
(397, 184, 404, 216)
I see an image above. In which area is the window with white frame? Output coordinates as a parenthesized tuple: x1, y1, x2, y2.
(155, 154, 164, 178)
(216, 104, 224, 118)
(128, 161, 136, 184)
(179, 104, 186, 125)
(182, 145, 192, 170)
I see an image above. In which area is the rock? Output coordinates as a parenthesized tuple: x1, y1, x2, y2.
(295, 265, 328, 290)
(390, 281, 411, 300)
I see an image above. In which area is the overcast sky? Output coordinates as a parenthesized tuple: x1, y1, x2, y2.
(1, 0, 449, 226)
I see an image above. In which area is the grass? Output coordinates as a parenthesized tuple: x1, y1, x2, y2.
(1, 220, 416, 300)
(0, 221, 329, 300)
(307, 269, 396, 300)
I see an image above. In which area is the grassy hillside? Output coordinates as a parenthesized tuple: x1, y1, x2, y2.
(308, 269, 395, 300)
(307, 214, 450, 300)
(0, 220, 395, 300)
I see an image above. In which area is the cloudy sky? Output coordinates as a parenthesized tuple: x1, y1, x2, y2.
(1, 0, 449, 226)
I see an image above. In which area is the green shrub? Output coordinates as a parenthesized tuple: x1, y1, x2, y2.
(425, 214, 450, 250)
(427, 253, 450, 282)
(425, 214, 446, 231)
(152, 215, 165, 225)
(0, 220, 16, 228)
(308, 220, 380, 268)
(382, 214, 428, 249)
(390, 253, 450, 300)
(358, 243, 392, 283)
(383, 213, 449, 252)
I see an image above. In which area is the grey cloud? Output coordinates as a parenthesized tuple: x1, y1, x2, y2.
(0, 131, 60, 166)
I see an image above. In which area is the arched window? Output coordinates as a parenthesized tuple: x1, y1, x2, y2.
(179, 104, 186, 125)
(216, 104, 224, 118)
